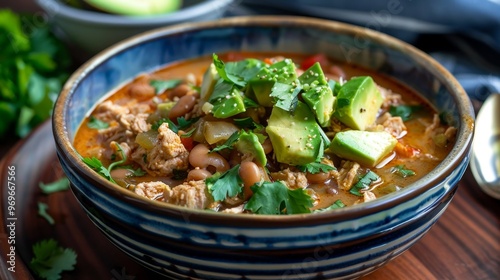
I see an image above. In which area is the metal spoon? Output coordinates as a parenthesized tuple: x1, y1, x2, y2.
(470, 93, 500, 199)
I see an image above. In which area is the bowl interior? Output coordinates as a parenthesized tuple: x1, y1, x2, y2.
(53, 15, 474, 217)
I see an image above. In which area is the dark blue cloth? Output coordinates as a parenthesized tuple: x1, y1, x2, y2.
(235, 0, 500, 102)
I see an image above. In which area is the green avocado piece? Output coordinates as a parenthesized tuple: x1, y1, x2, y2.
(84, 0, 181, 16)
(302, 85, 336, 127)
(333, 76, 383, 130)
(208, 80, 246, 118)
(329, 130, 397, 167)
(298, 62, 328, 87)
(235, 131, 267, 166)
(266, 101, 323, 165)
(199, 63, 219, 102)
(298, 62, 335, 127)
(246, 59, 297, 107)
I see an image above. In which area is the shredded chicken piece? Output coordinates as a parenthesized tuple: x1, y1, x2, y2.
(93, 100, 130, 122)
(336, 161, 360, 191)
(378, 86, 403, 109)
(134, 181, 167, 200)
(164, 180, 211, 209)
(270, 168, 308, 189)
(131, 123, 189, 176)
(119, 113, 150, 134)
(377, 112, 407, 138)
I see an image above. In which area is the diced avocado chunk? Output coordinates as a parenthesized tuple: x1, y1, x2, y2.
(200, 63, 219, 102)
(329, 130, 397, 167)
(298, 62, 328, 87)
(266, 101, 323, 165)
(302, 85, 336, 127)
(247, 59, 298, 107)
(85, 0, 181, 16)
(333, 76, 383, 130)
(235, 131, 267, 166)
(208, 80, 246, 118)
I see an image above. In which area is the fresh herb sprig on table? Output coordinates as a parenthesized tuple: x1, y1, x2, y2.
(0, 9, 72, 138)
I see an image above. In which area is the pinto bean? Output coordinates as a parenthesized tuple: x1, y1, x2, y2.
(168, 94, 197, 119)
(187, 168, 212, 181)
(168, 84, 192, 99)
(189, 144, 230, 173)
(239, 161, 261, 198)
(306, 171, 331, 184)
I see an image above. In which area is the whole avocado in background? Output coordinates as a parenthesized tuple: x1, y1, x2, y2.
(84, 0, 182, 16)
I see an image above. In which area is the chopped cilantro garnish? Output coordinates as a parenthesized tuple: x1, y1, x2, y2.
(81, 156, 114, 183)
(313, 199, 346, 212)
(81, 143, 127, 184)
(391, 164, 416, 177)
(296, 162, 335, 174)
(152, 118, 177, 132)
(244, 181, 313, 214)
(206, 164, 243, 201)
(270, 82, 302, 112)
(177, 116, 199, 130)
(39, 177, 70, 194)
(389, 105, 421, 121)
(234, 117, 263, 130)
(86, 116, 109, 130)
(37, 202, 55, 225)
(30, 239, 77, 280)
(350, 170, 380, 196)
(180, 127, 196, 137)
(211, 131, 240, 153)
(212, 53, 263, 87)
(150, 79, 182, 94)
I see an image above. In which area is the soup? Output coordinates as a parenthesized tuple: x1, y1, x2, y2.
(74, 52, 456, 214)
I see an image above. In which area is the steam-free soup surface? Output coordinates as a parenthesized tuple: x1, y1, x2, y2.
(75, 52, 456, 214)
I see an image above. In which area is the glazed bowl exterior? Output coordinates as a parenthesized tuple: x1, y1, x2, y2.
(36, 0, 235, 54)
(52, 16, 474, 279)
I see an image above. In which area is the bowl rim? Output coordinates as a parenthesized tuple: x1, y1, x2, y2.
(36, 0, 235, 26)
(52, 15, 474, 225)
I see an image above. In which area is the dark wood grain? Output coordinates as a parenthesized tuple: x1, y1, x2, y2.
(0, 121, 498, 280)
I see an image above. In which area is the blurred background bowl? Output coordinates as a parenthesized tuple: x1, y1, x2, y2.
(52, 16, 474, 279)
(36, 0, 235, 55)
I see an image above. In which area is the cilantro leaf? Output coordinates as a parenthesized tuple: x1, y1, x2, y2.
(86, 116, 109, 130)
(37, 202, 55, 225)
(150, 79, 182, 94)
(39, 177, 70, 194)
(296, 162, 335, 174)
(206, 164, 243, 201)
(270, 82, 302, 112)
(389, 105, 421, 121)
(177, 116, 199, 130)
(152, 118, 178, 133)
(30, 239, 77, 280)
(0, 10, 71, 138)
(211, 131, 240, 153)
(212, 54, 263, 87)
(245, 181, 313, 214)
(350, 170, 380, 196)
(390, 164, 416, 178)
(82, 156, 114, 183)
(81, 143, 127, 184)
(313, 199, 346, 212)
(234, 117, 264, 130)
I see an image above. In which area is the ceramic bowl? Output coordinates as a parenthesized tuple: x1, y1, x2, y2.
(52, 16, 474, 279)
(36, 0, 235, 54)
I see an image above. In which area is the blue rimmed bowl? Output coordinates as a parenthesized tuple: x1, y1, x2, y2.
(52, 16, 474, 279)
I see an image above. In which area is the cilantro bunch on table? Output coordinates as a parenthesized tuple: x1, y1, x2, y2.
(0, 9, 72, 138)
